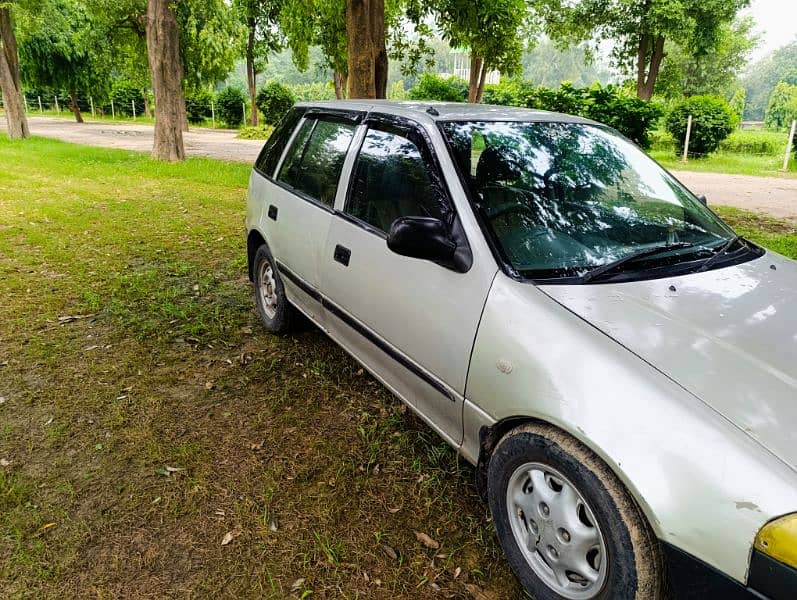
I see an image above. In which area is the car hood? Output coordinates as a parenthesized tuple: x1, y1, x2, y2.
(540, 252, 797, 471)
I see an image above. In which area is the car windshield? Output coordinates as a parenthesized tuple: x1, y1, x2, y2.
(440, 120, 741, 282)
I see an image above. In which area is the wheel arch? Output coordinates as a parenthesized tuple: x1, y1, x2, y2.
(247, 229, 267, 282)
(474, 414, 662, 542)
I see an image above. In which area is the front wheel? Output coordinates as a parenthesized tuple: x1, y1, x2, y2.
(487, 423, 665, 600)
(252, 244, 296, 334)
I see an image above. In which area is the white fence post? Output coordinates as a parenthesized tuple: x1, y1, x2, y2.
(54, 95, 60, 114)
(242, 102, 247, 126)
(90, 96, 95, 118)
(23, 96, 27, 113)
(783, 120, 796, 172)
(682, 115, 693, 162)
(38, 96, 42, 112)
(132, 100, 136, 119)
(211, 101, 215, 128)
(111, 99, 115, 120)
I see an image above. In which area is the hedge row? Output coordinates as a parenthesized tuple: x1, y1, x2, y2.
(407, 75, 663, 149)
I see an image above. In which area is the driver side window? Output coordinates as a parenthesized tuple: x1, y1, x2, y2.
(345, 127, 448, 233)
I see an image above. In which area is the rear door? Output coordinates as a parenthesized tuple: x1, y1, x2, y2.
(320, 114, 496, 445)
(257, 109, 362, 322)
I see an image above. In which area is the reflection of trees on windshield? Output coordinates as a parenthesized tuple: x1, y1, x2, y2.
(442, 121, 734, 276)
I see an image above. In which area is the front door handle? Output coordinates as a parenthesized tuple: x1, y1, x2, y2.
(333, 244, 351, 266)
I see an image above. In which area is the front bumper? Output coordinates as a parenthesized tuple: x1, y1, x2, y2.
(664, 543, 797, 599)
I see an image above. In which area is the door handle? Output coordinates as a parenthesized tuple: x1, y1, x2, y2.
(333, 244, 351, 266)
(267, 205, 278, 220)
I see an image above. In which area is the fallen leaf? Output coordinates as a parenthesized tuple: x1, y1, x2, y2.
(290, 578, 305, 591)
(165, 466, 184, 473)
(240, 326, 253, 334)
(380, 544, 398, 560)
(205, 382, 214, 390)
(221, 529, 241, 546)
(0, 458, 10, 467)
(414, 531, 439, 549)
(453, 566, 461, 579)
(465, 584, 499, 600)
(38, 522, 57, 532)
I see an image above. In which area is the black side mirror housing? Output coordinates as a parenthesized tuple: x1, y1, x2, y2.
(698, 195, 708, 206)
(387, 216, 457, 266)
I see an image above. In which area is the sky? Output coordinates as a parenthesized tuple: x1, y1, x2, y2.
(744, 0, 796, 60)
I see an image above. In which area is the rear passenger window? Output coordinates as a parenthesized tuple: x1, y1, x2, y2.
(277, 118, 356, 207)
(345, 128, 447, 233)
(255, 107, 304, 176)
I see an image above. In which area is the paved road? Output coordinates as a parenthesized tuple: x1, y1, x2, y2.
(6, 116, 797, 220)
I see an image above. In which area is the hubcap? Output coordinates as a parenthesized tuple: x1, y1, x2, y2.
(258, 260, 278, 319)
(506, 462, 608, 599)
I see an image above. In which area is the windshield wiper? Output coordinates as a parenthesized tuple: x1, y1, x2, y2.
(580, 242, 695, 283)
(696, 235, 747, 273)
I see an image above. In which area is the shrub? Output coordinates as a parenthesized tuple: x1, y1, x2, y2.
(216, 86, 248, 128)
(110, 80, 146, 116)
(237, 125, 275, 140)
(388, 80, 406, 100)
(256, 81, 296, 126)
(290, 82, 335, 102)
(481, 79, 526, 107)
(718, 130, 780, 155)
(185, 89, 214, 124)
(665, 95, 735, 158)
(407, 73, 467, 102)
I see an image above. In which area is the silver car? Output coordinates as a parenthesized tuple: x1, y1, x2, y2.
(246, 101, 797, 599)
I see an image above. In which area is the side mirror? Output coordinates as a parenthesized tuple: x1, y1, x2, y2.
(698, 195, 708, 206)
(386, 216, 456, 264)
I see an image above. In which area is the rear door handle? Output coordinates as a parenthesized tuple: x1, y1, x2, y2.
(333, 244, 351, 266)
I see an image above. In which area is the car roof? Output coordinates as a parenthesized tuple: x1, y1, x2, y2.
(294, 100, 596, 127)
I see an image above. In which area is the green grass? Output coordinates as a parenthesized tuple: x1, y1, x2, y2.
(0, 135, 513, 599)
(1, 135, 795, 599)
(649, 128, 797, 178)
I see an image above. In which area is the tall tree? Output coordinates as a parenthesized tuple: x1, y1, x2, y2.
(656, 17, 758, 99)
(18, 0, 111, 123)
(434, 0, 532, 102)
(742, 41, 797, 120)
(281, 0, 348, 98)
(346, 0, 387, 98)
(146, 0, 184, 161)
(0, 4, 30, 139)
(233, 0, 282, 126)
(540, 0, 750, 100)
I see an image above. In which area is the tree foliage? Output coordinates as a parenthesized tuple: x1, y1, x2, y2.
(665, 95, 735, 157)
(539, 0, 750, 100)
(656, 17, 758, 100)
(742, 41, 797, 120)
(764, 82, 797, 130)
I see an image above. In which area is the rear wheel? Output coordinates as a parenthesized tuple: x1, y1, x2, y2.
(487, 423, 665, 600)
(253, 244, 295, 333)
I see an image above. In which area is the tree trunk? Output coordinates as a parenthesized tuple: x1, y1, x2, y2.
(333, 71, 347, 100)
(475, 59, 488, 103)
(635, 34, 665, 101)
(146, 0, 185, 161)
(467, 53, 484, 103)
(246, 17, 258, 126)
(346, 0, 387, 99)
(143, 92, 151, 118)
(0, 8, 29, 139)
(69, 88, 83, 123)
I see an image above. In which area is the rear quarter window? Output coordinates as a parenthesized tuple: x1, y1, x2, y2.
(254, 107, 305, 177)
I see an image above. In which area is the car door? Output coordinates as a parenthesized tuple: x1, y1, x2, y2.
(320, 114, 496, 445)
(259, 109, 362, 322)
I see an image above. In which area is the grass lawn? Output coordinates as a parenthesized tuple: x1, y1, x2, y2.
(0, 136, 514, 599)
(650, 128, 797, 179)
(1, 136, 796, 599)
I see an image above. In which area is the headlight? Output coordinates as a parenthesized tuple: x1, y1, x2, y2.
(754, 513, 797, 568)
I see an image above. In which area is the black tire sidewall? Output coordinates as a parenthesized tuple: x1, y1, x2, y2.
(488, 431, 641, 600)
(252, 244, 293, 333)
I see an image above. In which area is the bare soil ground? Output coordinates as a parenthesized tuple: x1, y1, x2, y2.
(5, 116, 797, 220)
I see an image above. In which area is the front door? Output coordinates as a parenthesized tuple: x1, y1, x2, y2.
(321, 115, 496, 445)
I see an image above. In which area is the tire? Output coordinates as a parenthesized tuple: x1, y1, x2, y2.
(487, 423, 665, 600)
(252, 244, 296, 333)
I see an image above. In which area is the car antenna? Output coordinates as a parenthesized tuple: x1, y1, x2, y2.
(426, 106, 440, 116)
